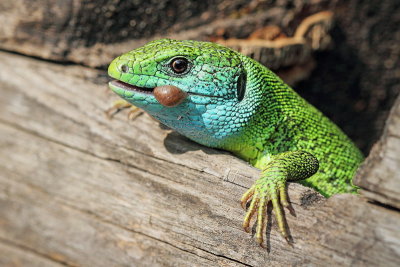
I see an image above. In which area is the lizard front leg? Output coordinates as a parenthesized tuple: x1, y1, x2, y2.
(241, 151, 319, 246)
(105, 99, 142, 120)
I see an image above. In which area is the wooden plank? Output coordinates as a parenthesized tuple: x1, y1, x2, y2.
(0, 241, 63, 267)
(0, 140, 221, 267)
(0, 51, 399, 266)
(355, 95, 400, 209)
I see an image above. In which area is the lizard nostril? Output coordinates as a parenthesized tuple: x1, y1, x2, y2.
(120, 64, 129, 73)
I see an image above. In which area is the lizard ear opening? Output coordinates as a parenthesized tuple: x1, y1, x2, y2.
(237, 72, 246, 102)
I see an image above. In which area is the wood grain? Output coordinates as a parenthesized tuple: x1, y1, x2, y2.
(355, 95, 400, 209)
(0, 51, 399, 266)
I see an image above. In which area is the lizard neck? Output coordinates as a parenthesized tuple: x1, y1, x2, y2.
(218, 56, 310, 167)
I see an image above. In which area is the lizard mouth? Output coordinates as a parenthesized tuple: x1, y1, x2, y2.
(109, 80, 154, 95)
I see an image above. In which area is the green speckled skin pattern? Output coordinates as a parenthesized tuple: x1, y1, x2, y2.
(108, 39, 364, 244)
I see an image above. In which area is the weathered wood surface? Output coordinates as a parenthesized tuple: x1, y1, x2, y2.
(0, 51, 399, 266)
(0, 0, 333, 68)
(355, 95, 400, 209)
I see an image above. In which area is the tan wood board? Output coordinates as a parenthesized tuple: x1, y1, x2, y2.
(0, 51, 399, 266)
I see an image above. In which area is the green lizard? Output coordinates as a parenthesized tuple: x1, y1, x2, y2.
(107, 39, 363, 246)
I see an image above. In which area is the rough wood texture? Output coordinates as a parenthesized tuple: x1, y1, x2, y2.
(1, 51, 400, 266)
(216, 11, 334, 70)
(355, 95, 400, 209)
(0, 0, 334, 67)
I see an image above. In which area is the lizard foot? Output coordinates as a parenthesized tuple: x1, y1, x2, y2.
(105, 100, 142, 120)
(241, 175, 290, 247)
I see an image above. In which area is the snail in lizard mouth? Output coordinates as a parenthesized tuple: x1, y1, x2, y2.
(154, 85, 188, 107)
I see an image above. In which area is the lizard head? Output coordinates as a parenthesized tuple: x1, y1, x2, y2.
(108, 39, 262, 147)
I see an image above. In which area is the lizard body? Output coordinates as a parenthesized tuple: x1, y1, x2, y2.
(108, 39, 363, 245)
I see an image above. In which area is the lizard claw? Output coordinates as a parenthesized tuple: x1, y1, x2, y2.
(241, 177, 289, 246)
(105, 99, 142, 120)
(240, 185, 255, 209)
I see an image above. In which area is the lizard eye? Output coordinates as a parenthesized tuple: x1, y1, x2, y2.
(170, 57, 189, 74)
